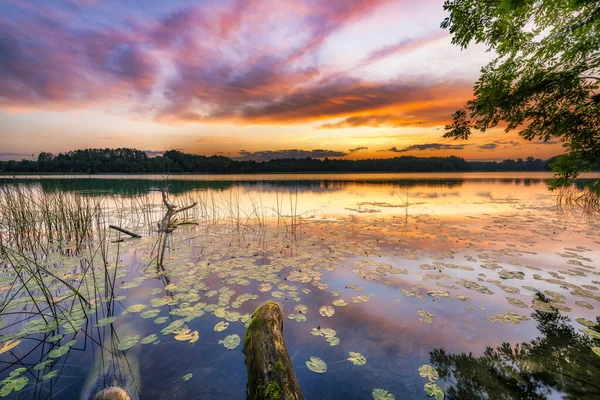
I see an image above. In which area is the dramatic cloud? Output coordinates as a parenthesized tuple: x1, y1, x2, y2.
(0, 13, 159, 109)
(0, 0, 472, 129)
(317, 103, 464, 129)
(234, 149, 349, 161)
(357, 31, 447, 68)
(348, 146, 368, 153)
(383, 143, 468, 153)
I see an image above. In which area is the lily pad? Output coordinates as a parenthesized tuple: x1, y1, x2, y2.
(0, 369, 28, 397)
(326, 337, 340, 346)
(126, 304, 147, 313)
(294, 304, 308, 314)
(0, 339, 21, 355)
(424, 382, 444, 400)
(348, 351, 366, 366)
(332, 299, 348, 307)
(418, 365, 439, 381)
(576, 318, 596, 327)
(319, 306, 335, 317)
(94, 316, 117, 327)
(141, 334, 159, 344)
(48, 340, 77, 359)
(182, 373, 193, 381)
(140, 309, 161, 319)
(214, 321, 229, 332)
(372, 388, 395, 400)
(42, 370, 58, 381)
(219, 334, 241, 350)
(117, 335, 140, 351)
(174, 329, 199, 343)
(306, 356, 327, 374)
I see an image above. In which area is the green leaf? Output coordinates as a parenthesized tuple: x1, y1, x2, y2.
(306, 356, 327, 374)
(214, 321, 229, 332)
(94, 316, 117, 327)
(419, 364, 439, 382)
(347, 352, 367, 366)
(117, 335, 140, 351)
(182, 373, 193, 381)
(372, 388, 395, 400)
(424, 382, 444, 400)
(218, 334, 240, 350)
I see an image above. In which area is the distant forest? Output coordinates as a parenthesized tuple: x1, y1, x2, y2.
(1, 148, 596, 174)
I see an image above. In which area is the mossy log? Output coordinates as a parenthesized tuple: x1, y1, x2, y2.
(244, 302, 304, 400)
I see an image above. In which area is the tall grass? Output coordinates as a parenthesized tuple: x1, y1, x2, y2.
(554, 185, 600, 218)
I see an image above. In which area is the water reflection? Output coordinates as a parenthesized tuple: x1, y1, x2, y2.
(430, 294, 600, 400)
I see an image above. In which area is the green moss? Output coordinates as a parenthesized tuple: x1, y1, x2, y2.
(275, 361, 284, 373)
(264, 381, 282, 400)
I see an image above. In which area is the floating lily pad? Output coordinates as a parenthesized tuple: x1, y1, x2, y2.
(294, 304, 308, 314)
(424, 382, 444, 400)
(126, 304, 147, 313)
(174, 329, 199, 343)
(117, 335, 140, 351)
(154, 316, 168, 324)
(94, 316, 117, 327)
(575, 301, 594, 309)
(319, 306, 335, 317)
(0, 370, 28, 397)
(326, 337, 340, 346)
(332, 299, 348, 307)
(161, 320, 186, 335)
(581, 328, 600, 339)
(42, 370, 58, 381)
(348, 352, 366, 366)
(140, 309, 161, 319)
(418, 365, 439, 381)
(576, 318, 596, 327)
(219, 334, 240, 350)
(141, 334, 159, 344)
(306, 356, 327, 374)
(372, 388, 395, 399)
(214, 321, 229, 332)
(182, 373, 193, 381)
(33, 360, 53, 371)
(0, 339, 21, 355)
(48, 340, 77, 359)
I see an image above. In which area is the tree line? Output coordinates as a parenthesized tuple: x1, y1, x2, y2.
(0, 148, 595, 174)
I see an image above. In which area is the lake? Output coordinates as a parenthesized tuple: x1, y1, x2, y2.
(0, 173, 599, 399)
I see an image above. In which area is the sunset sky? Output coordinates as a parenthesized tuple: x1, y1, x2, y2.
(0, 0, 563, 161)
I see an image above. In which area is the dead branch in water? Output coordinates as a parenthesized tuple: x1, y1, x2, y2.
(108, 225, 141, 238)
(154, 188, 198, 233)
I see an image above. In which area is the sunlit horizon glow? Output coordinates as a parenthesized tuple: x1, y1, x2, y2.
(0, 0, 564, 162)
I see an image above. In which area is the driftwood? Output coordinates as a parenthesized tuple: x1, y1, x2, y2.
(109, 225, 141, 238)
(244, 302, 304, 400)
(156, 188, 197, 233)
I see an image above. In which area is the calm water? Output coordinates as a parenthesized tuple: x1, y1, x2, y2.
(0, 173, 599, 399)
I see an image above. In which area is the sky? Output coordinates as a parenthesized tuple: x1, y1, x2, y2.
(0, 0, 563, 162)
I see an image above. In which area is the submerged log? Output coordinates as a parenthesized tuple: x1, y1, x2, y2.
(244, 302, 303, 400)
(108, 225, 141, 238)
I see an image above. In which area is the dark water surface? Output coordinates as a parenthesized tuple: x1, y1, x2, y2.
(0, 173, 599, 399)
